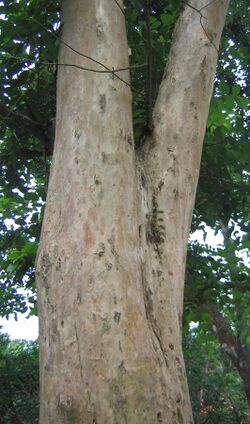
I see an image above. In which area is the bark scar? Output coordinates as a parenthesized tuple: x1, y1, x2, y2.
(141, 266, 169, 369)
(74, 322, 84, 382)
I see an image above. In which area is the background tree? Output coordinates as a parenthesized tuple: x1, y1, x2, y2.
(184, 0, 250, 406)
(184, 331, 249, 423)
(0, 333, 39, 424)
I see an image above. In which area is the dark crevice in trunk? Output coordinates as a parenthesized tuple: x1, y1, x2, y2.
(141, 265, 169, 370)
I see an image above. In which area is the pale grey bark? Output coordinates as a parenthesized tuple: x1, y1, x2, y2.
(36, 0, 229, 422)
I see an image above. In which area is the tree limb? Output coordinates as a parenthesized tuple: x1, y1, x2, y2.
(183, 0, 220, 51)
(0, 103, 53, 153)
(2, 55, 147, 75)
(205, 303, 242, 370)
(112, 0, 125, 16)
(32, 17, 140, 93)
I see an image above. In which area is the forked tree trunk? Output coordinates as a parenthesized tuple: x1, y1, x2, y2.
(36, 1, 229, 422)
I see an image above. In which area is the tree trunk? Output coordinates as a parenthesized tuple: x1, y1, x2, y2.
(36, 1, 229, 422)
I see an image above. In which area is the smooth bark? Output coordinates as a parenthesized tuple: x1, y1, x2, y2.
(36, 1, 229, 422)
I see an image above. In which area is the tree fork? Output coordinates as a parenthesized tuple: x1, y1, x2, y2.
(36, 0, 229, 422)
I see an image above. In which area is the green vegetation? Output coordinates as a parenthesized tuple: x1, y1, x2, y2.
(0, 334, 39, 424)
(184, 332, 249, 423)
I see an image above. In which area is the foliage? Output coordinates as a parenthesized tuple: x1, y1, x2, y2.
(0, 0, 60, 315)
(125, 0, 182, 141)
(183, 0, 250, 406)
(0, 332, 39, 424)
(184, 331, 249, 423)
(0, 329, 248, 424)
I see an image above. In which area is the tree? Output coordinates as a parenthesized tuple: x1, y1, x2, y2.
(2, 0, 249, 422)
(184, 5, 250, 401)
(185, 230, 250, 408)
(33, 0, 230, 422)
(184, 331, 249, 423)
(0, 334, 39, 424)
(183, 0, 250, 402)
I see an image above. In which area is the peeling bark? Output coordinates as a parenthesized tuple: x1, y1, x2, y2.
(36, 0, 229, 422)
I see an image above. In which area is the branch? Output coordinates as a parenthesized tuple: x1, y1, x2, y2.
(199, 16, 219, 52)
(200, 0, 219, 12)
(2, 55, 147, 74)
(183, 0, 219, 51)
(205, 304, 242, 370)
(112, 0, 125, 16)
(20, 148, 48, 159)
(0, 103, 44, 133)
(0, 103, 52, 153)
(32, 17, 140, 93)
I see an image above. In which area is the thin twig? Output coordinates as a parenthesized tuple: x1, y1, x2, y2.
(182, 0, 219, 51)
(200, 16, 219, 52)
(183, 1, 202, 14)
(2, 55, 147, 74)
(31, 17, 139, 92)
(112, 0, 125, 16)
(200, 0, 218, 12)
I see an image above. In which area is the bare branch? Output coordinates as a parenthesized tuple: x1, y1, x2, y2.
(199, 16, 219, 52)
(112, 0, 125, 16)
(0, 103, 52, 152)
(200, 0, 219, 12)
(32, 17, 139, 93)
(183, 0, 219, 51)
(205, 303, 242, 371)
(2, 55, 147, 74)
(182, 1, 203, 14)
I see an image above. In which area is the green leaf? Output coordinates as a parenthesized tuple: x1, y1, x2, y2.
(232, 84, 241, 96)
(160, 14, 174, 27)
(220, 80, 230, 95)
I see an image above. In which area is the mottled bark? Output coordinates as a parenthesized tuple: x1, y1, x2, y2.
(36, 0, 229, 423)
